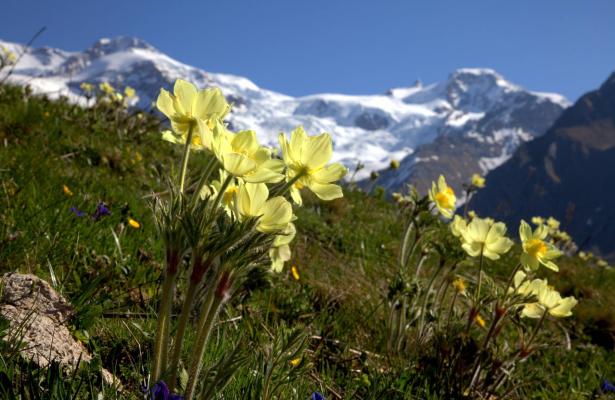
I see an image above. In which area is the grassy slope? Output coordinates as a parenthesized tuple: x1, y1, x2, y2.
(0, 84, 614, 399)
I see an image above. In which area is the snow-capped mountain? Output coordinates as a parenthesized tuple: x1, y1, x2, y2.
(0, 37, 569, 186)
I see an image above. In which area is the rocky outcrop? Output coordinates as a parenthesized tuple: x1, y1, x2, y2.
(472, 72, 615, 261)
(0, 272, 119, 386)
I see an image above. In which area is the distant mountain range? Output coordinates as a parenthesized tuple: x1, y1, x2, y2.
(0, 36, 568, 186)
(473, 72, 615, 261)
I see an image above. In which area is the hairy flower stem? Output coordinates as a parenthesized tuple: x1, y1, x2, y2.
(502, 263, 522, 299)
(468, 313, 503, 391)
(178, 123, 195, 194)
(167, 280, 198, 392)
(151, 269, 178, 382)
(475, 249, 485, 302)
(184, 279, 226, 400)
(276, 170, 306, 196)
(191, 156, 218, 204)
(417, 258, 444, 342)
(211, 174, 233, 211)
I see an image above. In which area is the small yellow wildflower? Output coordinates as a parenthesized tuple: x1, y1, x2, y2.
(471, 173, 485, 188)
(578, 251, 589, 261)
(290, 357, 301, 367)
(452, 277, 466, 294)
(546, 217, 560, 231)
(428, 175, 456, 218)
(124, 86, 136, 98)
(475, 314, 486, 328)
(80, 82, 94, 93)
(2, 46, 16, 63)
(128, 218, 141, 229)
(531, 216, 545, 226)
(291, 266, 300, 281)
(99, 82, 115, 95)
(450, 215, 467, 238)
(597, 259, 609, 268)
(390, 159, 400, 170)
(468, 210, 477, 219)
(519, 220, 561, 271)
(62, 184, 74, 196)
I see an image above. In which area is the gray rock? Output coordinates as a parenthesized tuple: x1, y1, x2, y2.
(0, 272, 119, 386)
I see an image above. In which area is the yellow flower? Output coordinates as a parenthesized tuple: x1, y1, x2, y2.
(2, 46, 16, 64)
(99, 82, 115, 95)
(452, 277, 466, 294)
(519, 220, 561, 271)
(128, 218, 141, 229)
(475, 314, 486, 328)
(157, 80, 230, 150)
(80, 82, 94, 93)
(520, 280, 577, 319)
(459, 217, 513, 260)
(471, 173, 485, 188)
(62, 184, 74, 197)
(531, 216, 545, 226)
(235, 183, 293, 233)
(290, 357, 301, 367)
(450, 215, 467, 238)
(468, 210, 477, 219)
(390, 159, 400, 170)
(546, 217, 560, 231)
(291, 265, 300, 281)
(124, 86, 136, 98)
(428, 175, 456, 218)
(278, 126, 348, 205)
(578, 251, 589, 261)
(212, 122, 284, 183)
(597, 259, 609, 268)
(269, 223, 296, 272)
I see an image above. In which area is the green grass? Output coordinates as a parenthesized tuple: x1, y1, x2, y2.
(1, 83, 614, 399)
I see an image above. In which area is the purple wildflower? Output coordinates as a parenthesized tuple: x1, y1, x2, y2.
(602, 379, 615, 393)
(92, 202, 111, 221)
(312, 392, 325, 400)
(149, 381, 184, 400)
(70, 206, 86, 217)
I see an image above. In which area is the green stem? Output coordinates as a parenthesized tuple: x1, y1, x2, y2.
(167, 280, 198, 392)
(417, 258, 443, 341)
(151, 270, 177, 382)
(275, 170, 306, 197)
(184, 286, 221, 400)
(211, 174, 233, 211)
(179, 123, 195, 194)
(475, 249, 485, 303)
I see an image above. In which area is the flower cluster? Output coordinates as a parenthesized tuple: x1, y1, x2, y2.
(510, 270, 578, 318)
(149, 79, 347, 399)
(79, 81, 137, 107)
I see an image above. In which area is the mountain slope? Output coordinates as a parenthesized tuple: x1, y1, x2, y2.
(472, 71, 615, 261)
(0, 37, 567, 184)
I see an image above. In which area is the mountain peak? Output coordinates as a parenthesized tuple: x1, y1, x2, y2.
(88, 36, 155, 56)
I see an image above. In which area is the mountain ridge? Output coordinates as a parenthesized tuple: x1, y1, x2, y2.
(1, 36, 568, 185)
(472, 71, 615, 261)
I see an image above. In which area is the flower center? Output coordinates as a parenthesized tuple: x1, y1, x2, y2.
(223, 186, 238, 206)
(525, 239, 547, 258)
(435, 187, 455, 209)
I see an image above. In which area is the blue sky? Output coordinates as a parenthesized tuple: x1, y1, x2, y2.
(2, 0, 614, 101)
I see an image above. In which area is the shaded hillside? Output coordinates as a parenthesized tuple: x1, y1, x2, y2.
(472, 72, 615, 261)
